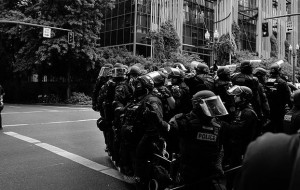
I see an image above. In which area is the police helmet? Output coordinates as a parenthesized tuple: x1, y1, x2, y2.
(190, 61, 200, 71)
(217, 66, 231, 77)
(192, 90, 228, 117)
(270, 61, 282, 75)
(135, 75, 154, 91)
(168, 68, 184, 78)
(227, 85, 253, 102)
(240, 60, 253, 74)
(147, 71, 166, 87)
(111, 63, 126, 78)
(104, 63, 113, 68)
(292, 89, 300, 107)
(128, 65, 141, 76)
(195, 63, 209, 74)
(114, 63, 123, 68)
(253, 67, 268, 77)
(173, 63, 187, 72)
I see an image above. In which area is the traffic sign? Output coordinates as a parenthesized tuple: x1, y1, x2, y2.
(286, 21, 293, 32)
(43, 27, 51, 38)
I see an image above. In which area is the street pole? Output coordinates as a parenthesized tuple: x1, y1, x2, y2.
(293, 53, 295, 84)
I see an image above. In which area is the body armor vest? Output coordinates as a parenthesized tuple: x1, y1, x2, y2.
(176, 112, 223, 179)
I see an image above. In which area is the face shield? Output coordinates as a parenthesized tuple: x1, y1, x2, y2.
(227, 85, 243, 96)
(111, 68, 126, 78)
(194, 96, 228, 117)
(98, 67, 111, 78)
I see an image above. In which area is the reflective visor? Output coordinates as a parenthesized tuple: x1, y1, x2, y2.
(199, 96, 228, 117)
(147, 71, 161, 80)
(227, 85, 243, 96)
(99, 67, 111, 77)
(111, 68, 126, 77)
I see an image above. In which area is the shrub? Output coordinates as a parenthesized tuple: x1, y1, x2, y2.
(66, 92, 92, 105)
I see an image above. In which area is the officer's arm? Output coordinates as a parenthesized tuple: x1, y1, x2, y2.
(241, 110, 258, 141)
(148, 99, 170, 132)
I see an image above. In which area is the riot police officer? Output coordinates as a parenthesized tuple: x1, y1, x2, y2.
(168, 68, 191, 114)
(147, 71, 175, 121)
(231, 60, 262, 123)
(283, 89, 300, 134)
(226, 85, 258, 167)
(169, 90, 228, 190)
(214, 66, 235, 121)
(119, 75, 169, 188)
(186, 62, 215, 96)
(265, 61, 291, 133)
(127, 65, 141, 91)
(92, 63, 113, 112)
(253, 67, 271, 132)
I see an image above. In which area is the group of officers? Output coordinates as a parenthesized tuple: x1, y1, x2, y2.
(92, 60, 300, 190)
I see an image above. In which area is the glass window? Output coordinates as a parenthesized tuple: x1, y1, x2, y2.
(125, 14, 131, 27)
(119, 2, 125, 15)
(118, 29, 124, 44)
(100, 33, 104, 46)
(118, 16, 125, 28)
(124, 28, 131, 43)
(136, 44, 147, 57)
(137, 14, 147, 27)
(112, 18, 118, 30)
(111, 31, 117, 45)
(125, 0, 132, 13)
(112, 3, 119, 17)
(105, 32, 111, 46)
(106, 19, 112, 31)
(106, 9, 112, 18)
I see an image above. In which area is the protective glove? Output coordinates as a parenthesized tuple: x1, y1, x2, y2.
(171, 85, 181, 98)
(159, 86, 172, 99)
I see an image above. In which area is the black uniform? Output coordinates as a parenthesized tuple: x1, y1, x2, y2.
(169, 112, 225, 189)
(231, 73, 262, 120)
(265, 76, 291, 133)
(224, 104, 258, 167)
(283, 107, 300, 134)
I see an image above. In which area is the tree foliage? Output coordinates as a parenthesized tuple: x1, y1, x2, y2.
(215, 33, 236, 66)
(148, 20, 181, 63)
(232, 21, 241, 50)
(0, 0, 115, 80)
(270, 34, 278, 58)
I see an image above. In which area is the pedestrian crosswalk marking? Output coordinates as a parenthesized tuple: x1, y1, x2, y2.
(3, 131, 126, 182)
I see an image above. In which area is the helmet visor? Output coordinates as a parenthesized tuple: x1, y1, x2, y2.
(227, 85, 243, 96)
(99, 67, 111, 77)
(111, 68, 126, 77)
(197, 96, 228, 117)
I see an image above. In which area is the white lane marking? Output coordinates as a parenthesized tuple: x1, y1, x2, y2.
(3, 119, 97, 127)
(4, 132, 41, 144)
(101, 168, 125, 181)
(7, 106, 22, 108)
(4, 132, 126, 182)
(36, 143, 108, 171)
(2, 109, 91, 115)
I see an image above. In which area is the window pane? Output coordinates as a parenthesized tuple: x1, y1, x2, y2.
(118, 29, 124, 44)
(118, 16, 125, 28)
(112, 18, 118, 30)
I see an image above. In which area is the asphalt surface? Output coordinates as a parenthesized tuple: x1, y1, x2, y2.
(0, 104, 134, 190)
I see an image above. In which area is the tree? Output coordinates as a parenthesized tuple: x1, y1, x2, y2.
(215, 33, 236, 66)
(0, 0, 115, 97)
(148, 20, 181, 63)
(270, 34, 278, 58)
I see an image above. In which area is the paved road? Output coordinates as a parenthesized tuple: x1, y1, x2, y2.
(0, 104, 134, 190)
